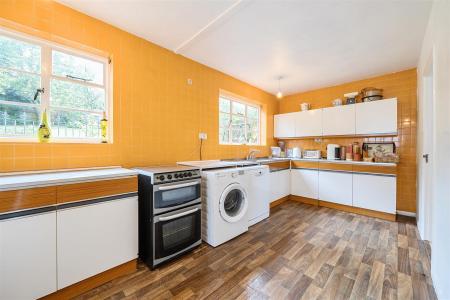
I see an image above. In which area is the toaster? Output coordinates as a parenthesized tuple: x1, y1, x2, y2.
(302, 150, 321, 159)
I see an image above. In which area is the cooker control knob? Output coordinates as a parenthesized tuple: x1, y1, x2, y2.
(174, 174, 179, 178)
(188, 172, 192, 177)
(158, 175, 165, 181)
(167, 174, 172, 180)
(184, 172, 188, 177)
(179, 173, 184, 178)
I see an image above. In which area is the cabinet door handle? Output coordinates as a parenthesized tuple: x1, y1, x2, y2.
(423, 154, 429, 163)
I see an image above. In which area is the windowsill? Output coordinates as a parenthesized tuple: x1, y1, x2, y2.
(220, 143, 262, 146)
(0, 137, 112, 144)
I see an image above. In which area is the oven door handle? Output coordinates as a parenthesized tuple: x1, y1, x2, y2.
(158, 208, 199, 221)
(158, 181, 199, 191)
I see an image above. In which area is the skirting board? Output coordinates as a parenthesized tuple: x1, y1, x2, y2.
(270, 196, 290, 208)
(40, 259, 137, 300)
(397, 210, 416, 217)
(289, 195, 396, 221)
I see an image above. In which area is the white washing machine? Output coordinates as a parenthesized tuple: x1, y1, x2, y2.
(201, 168, 249, 247)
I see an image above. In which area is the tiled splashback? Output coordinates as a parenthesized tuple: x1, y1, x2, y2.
(279, 69, 417, 213)
(284, 136, 398, 159)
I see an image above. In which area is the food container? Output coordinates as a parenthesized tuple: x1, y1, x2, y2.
(361, 87, 383, 102)
(300, 103, 311, 111)
(362, 95, 383, 102)
(332, 98, 343, 106)
(340, 146, 346, 160)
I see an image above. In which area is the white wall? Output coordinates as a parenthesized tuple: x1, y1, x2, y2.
(417, 0, 450, 299)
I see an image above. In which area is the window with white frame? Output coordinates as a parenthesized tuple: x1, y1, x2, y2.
(0, 28, 111, 142)
(219, 93, 260, 145)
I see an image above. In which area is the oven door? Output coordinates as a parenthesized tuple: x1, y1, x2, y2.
(153, 179, 201, 214)
(153, 204, 201, 267)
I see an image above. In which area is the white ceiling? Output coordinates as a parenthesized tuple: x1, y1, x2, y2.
(57, 0, 432, 96)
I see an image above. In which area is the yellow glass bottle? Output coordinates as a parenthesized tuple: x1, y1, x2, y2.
(100, 111, 108, 143)
(38, 109, 51, 143)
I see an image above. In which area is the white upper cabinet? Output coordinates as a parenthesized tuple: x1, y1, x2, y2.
(274, 113, 296, 138)
(294, 109, 322, 137)
(355, 98, 398, 135)
(322, 105, 355, 136)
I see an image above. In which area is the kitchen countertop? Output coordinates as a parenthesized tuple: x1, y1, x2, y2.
(258, 157, 396, 167)
(0, 167, 137, 191)
(290, 158, 396, 167)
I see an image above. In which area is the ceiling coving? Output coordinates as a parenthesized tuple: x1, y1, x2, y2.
(57, 0, 432, 96)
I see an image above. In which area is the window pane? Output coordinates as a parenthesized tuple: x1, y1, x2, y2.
(231, 125, 245, 144)
(219, 112, 230, 128)
(50, 110, 101, 138)
(219, 127, 229, 144)
(246, 129, 259, 144)
(52, 50, 104, 85)
(231, 115, 244, 126)
(232, 101, 245, 115)
(0, 69, 41, 104)
(247, 106, 259, 119)
(0, 104, 39, 137)
(51, 79, 105, 111)
(0, 35, 41, 73)
(247, 118, 259, 132)
(219, 98, 230, 113)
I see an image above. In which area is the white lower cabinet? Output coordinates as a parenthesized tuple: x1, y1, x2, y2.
(291, 169, 319, 199)
(57, 196, 138, 289)
(318, 171, 353, 206)
(0, 212, 57, 300)
(353, 174, 396, 214)
(269, 169, 291, 202)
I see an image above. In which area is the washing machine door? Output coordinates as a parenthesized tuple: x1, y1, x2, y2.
(219, 183, 248, 223)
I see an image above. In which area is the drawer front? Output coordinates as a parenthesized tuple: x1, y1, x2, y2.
(0, 186, 56, 213)
(291, 160, 319, 170)
(57, 176, 137, 204)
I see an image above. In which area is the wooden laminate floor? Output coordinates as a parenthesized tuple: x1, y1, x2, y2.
(76, 201, 436, 300)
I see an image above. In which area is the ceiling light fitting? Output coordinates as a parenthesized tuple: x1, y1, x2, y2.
(276, 77, 283, 99)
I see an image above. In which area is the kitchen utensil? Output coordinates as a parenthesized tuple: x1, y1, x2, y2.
(362, 95, 383, 102)
(327, 144, 341, 160)
(286, 148, 293, 158)
(303, 150, 321, 159)
(271, 146, 281, 158)
(292, 147, 302, 158)
(361, 87, 383, 98)
(332, 98, 343, 106)
(344, 92, 359, 105)
(300, 103, 310, 111)
(277, 141, 286, 152)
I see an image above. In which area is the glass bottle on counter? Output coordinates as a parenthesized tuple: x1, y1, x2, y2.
(100, 111, 108, 143)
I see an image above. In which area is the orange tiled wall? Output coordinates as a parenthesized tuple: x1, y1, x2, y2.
(279, 69, 417, 213)
(0, 1, 278, 172)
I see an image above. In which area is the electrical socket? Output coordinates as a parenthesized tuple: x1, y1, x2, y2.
(199, 132, 207, 140)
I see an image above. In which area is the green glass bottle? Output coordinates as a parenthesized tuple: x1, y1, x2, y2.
(38, 109, 51, 143)
(100, 111, 108, 143)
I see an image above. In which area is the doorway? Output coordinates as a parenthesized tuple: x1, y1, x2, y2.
(417, 55, 434, 242)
